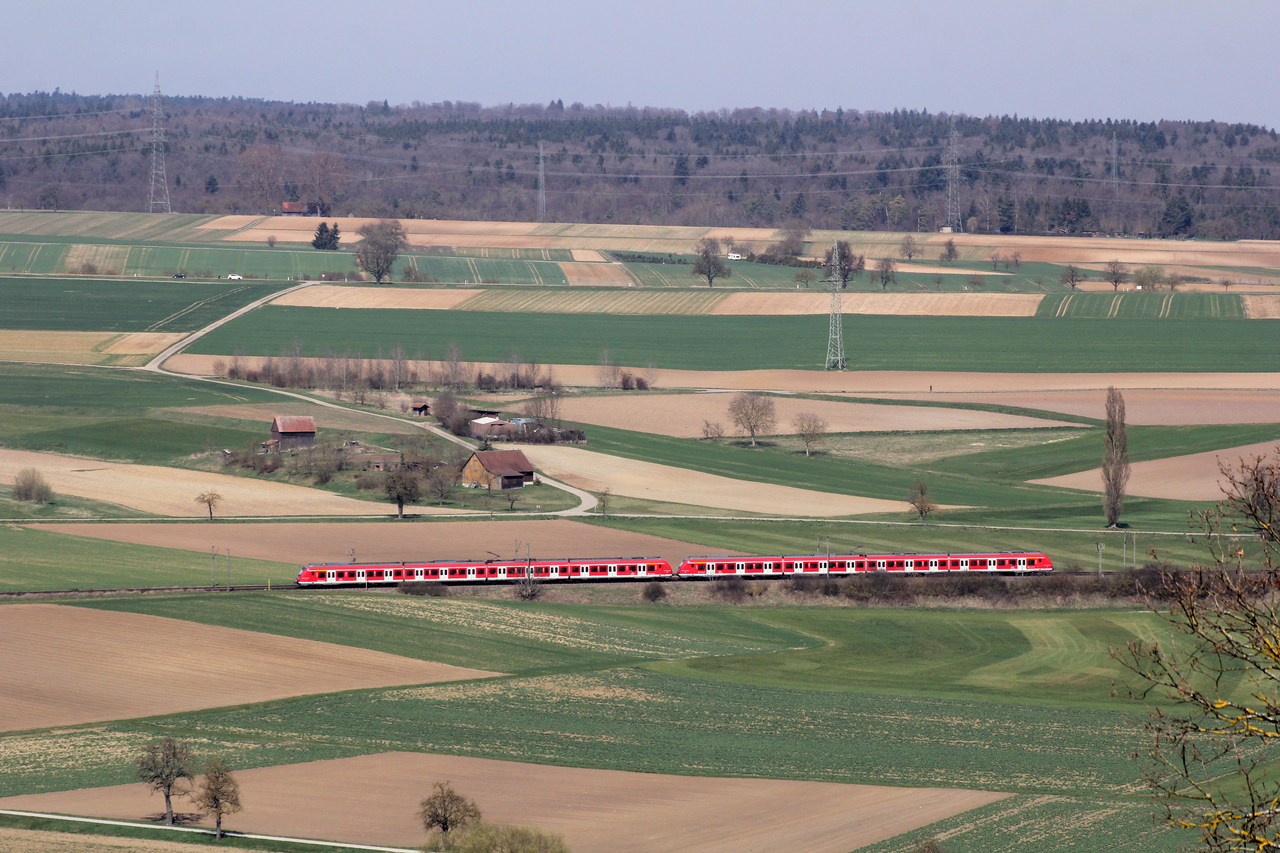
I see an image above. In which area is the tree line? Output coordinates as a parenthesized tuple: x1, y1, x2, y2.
(3, 89, 1278, 239)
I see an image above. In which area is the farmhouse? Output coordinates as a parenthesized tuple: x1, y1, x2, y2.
(460, 449, 535, 490)
(270, 415, 317, 450)
(469, 416, 514, 439)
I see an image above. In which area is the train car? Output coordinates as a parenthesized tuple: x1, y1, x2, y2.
(676, 550, 1053, 578)
(296, 556, 674, 587)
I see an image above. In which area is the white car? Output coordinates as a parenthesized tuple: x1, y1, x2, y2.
(226, 274, 243, 280)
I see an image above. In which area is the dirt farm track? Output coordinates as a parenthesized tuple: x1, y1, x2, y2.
(0, 753, 1007, 853)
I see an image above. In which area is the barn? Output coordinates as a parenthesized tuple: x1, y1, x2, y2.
(460, 450, 535, 490)
(469, 416, 514, 439)
(270, 415, 317, 450)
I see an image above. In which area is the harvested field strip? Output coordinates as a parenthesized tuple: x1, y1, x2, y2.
(557, 261, 632, 285)
(451, 289, 726, 314)
(1244, 295, 1280, 318)
(0, 753, 1007, 853)
(0, 604, 497, 731)
(271, 285, 480, 310)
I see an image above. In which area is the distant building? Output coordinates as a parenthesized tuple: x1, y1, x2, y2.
(270, 415, 317, 450)
(469, 416, 514, 439)
(460, 450, 535, 490)
(281, 201, 321, 216)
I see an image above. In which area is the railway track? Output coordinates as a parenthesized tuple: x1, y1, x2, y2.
(0, 584, 281, 599)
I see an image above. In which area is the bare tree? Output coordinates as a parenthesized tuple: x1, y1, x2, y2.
(968, 273, 986, 290)
(874, 257, 896, 290)
(1102, 386, 1130, 527)
(940, 239, 959, 263)
(1133, 265, 1165, 291)
(444, 342, 466, 388)
(792, 412, 828, 457)
(823, 241, 864, 290)
(354, 219, 408, 284)
(384, 469, 421, 518)
(596, 347, 622, 389)
(728, 393, 776, 447)
(597, 486, 611, 517)
(297, 151, 347, 213)
(428, 471, 455, 506)
(1011, 251, 1022, 269)
(136, 738, 195, 826)
(419, 781, 482, 838)
(701, 420, 725, 440)
(989, 252, 1003, 271)
(1060, 264, 1086, 290)
(191, 758, 242, 841)
(236, 145, 286, 213)
(898, 234, 920, 260)
(1113, 452, 1280, 850)
(793, 268, 817, 288)
(777, 220, 811, 256)
(908, 480, 937, 522)
(13, 468, 53, 503)
(195, 490, 222, 521)
(1103, 259, 1129, 291)
(692, 236, 731, 287)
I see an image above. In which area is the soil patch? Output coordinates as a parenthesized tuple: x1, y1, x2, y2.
(570, 249, 606, 262)
(0, 605, 496, 732)
(557, 262, 632, 286)
(27, 519, 717, 572)
(0, 752, 1007, 853)
(1032, 439, 1280, 501)
(0, 827, 210, 853)
(0, 332, 124, 365)
(270, 286, 480, 310)
(0, 449, 465, 518)
(98, 333, 187, 356)
(519, 445, 911, 515)
(1244, 295, 1280, 318)
(557, 392, 1079, 438)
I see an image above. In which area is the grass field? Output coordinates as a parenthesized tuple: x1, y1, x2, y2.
(588, 515, 1219, 571)
(0, 277, 279, 333)
(0, 527, 296, 591)
(0, 364, 282, 411)
(187, 308, 1280, 372)
(1037, 291, 1246, 318)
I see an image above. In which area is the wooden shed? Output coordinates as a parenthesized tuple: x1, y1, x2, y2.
(270, 415, 317, 450)
(460, 450, 535, 490)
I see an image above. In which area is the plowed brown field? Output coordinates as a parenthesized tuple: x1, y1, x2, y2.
(556, 392, 1077, 438)
(1032, 439, 1280, 501)
(1245, 295, 1280, 318)
(0, 449, 465, 518)
(30, 519, 721, 571)
(557, 261, 632, 285)
(0, 605, 496, 732)
(0, 752, 1007, 853)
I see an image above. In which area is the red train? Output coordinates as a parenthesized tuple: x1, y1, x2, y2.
(295, 550, 1051, 586)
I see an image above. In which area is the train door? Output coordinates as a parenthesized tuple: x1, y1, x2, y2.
(414, 568, 423, 580)
(928, 559, 939, 571)
(608, 564, 618, 577)
(467, 567, 477, 580)
(1016, 557, 1027, 572)
(356, 570, 365, 582)
(326, 570, 335, 583)
(876, 560, 887, 571)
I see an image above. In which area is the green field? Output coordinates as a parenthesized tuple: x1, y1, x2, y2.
(0, 276, 280, 332)
(1037, 291, 1246, 318)
(0, 527, 296, 591)
(0, 363, 282, 411)
(0, 593, 1191, 851)
(188, 307, 1280, 372)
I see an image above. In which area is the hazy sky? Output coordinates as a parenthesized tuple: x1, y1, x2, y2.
(9, 0, 1278, 129)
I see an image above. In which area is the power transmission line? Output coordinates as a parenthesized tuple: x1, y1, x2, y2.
(147, 73, 171, 214)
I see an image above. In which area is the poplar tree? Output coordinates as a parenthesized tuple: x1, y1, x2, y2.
(1102, 386, 1130, 527)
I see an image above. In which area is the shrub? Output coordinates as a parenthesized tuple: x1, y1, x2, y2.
(711, 576, 747, 602)
(355, 472, 384, 491)
(13, 468, 54, 504)
(641, 581, 667, 603)
(399, 581, 449, 597)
